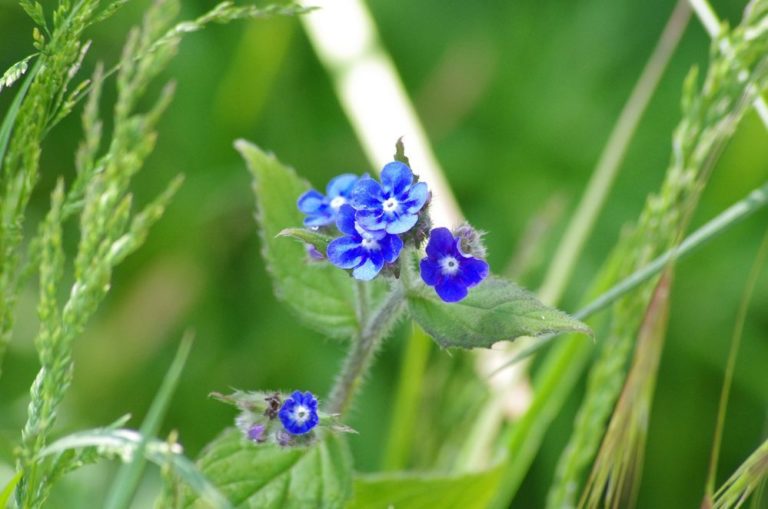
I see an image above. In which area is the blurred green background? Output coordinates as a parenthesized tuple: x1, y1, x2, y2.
(1, 0, 767, 507)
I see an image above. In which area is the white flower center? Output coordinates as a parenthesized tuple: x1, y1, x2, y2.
(292, 405, 310, 424)
(439, 256, 460, 276)
(382, 197, 399, 213)
(361, 236, 379, 250)
(330, 196, 347, 210)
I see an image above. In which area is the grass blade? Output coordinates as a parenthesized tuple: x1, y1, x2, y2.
(704, 229, 768, 504)
(104, 331, 194, 509)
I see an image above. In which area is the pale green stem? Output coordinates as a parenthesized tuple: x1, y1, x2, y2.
(538, 0, 692, 306)
(381, 324, 432, 470)
(705, 229, 768, 498)
(327, 285, 406, 416)
(495, 180, 768, 371)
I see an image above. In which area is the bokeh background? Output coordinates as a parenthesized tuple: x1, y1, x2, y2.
(0, 0, 766, 506)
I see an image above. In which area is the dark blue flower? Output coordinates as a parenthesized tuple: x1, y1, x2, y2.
(297, 174, 360, 227)
(420, 227, 489, 302)
(278, 391, 319, 435)
(350, 161, 429, 234)
(327, 205, 403, 280)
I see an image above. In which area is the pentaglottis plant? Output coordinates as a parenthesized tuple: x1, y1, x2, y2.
(0, 0, 767, 508)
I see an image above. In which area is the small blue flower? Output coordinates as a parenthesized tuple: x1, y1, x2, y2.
(297, 174, 360, 227)
(420, 227, 489, 302)
(327, 205, 403, 280)
(350, 161, 429, 234)
(278, 390, 319, 435)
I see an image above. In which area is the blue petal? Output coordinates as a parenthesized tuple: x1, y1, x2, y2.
(381, 161, 413, 196)
(326, 173, 359, 197)
(335, 205, 359, 236)
(435, 278, 468, 302)
(403, 181, 429, 213)
(303, 210, 333, 227)
(350, 177, 384, 210)
(385, 213, 418, 234)
(356, 209, 387, 231)
(328, 236, 364, 268)
(297, 189, 326, 214)
(380, 233, 404, 263)
(352, 252, 384, 280)
(459, 257, 489, 288)
(419, 258, 442, 286)
(426, 227, 457, 259)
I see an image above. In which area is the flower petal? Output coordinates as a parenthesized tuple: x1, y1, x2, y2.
(327, 236, 364, 268)
(352, 251, 384, 280)
(459, 257, 489, 288)
(297, 189, 326, 213)
(356, 209, 387, 231)
(381, 161, 413, 196)
(350, 177, 384, 210)
(385, 213, 418, 234)
(403, 181, 429, 213)
(419, 258, 442, 286)
(425, 227, 457, 259)
(335, 204, 359, 236)
(326, 173, 359, 197)
(435, 277, 468, 303)
(303, 211, 333, 227)
(380, 233, 404, 263)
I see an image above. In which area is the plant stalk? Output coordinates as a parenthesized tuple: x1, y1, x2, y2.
(327, 285, 405, 416)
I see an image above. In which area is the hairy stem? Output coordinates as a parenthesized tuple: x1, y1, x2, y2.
(327, 285, 406, 416)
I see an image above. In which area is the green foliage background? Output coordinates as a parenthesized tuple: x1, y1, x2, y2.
(0, 0, 766, 506)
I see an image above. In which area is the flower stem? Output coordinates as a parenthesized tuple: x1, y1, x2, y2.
(327, 285, 406, 416)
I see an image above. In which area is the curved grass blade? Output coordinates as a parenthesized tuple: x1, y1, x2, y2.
(39, 428, 231, 509)
(104, 331, 195, 509)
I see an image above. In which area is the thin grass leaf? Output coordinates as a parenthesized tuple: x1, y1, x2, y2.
(579, 272, 673, 509)
(703, 228, 768, 505)
(39, 429, 232, 509)
(714, 439, 768, 509)
(105, 332, 195, 509)
(0, 471, 22, 508)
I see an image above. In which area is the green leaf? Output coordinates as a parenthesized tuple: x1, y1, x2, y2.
(347, 466, 503, 509)
(407, 276, 591, 349)
(187, 428, 353, 509)
(236, 139, 363, 339)
(278, 228, 334, 254)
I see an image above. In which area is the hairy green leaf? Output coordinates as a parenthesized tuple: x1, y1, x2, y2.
(407, 276, 591, 349)
(347, 467, 502, 509)
(187, 428, 353, 509)
(236, 139, 365, 339)
(278, 227, 334, 255)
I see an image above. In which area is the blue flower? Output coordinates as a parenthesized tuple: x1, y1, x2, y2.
(297, 174, 360, 227)
(420, 227, 489, 302)
(350, 161, 429, 234)
(278, 391, 319, 435)
(327, 205, 403, 280)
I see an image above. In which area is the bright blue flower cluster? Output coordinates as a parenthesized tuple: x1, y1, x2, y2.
(299, 161, 429, 280)
(298, 161, 490, 302)
(278, 391, 319, 435)
(420, 227, 489, 302)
